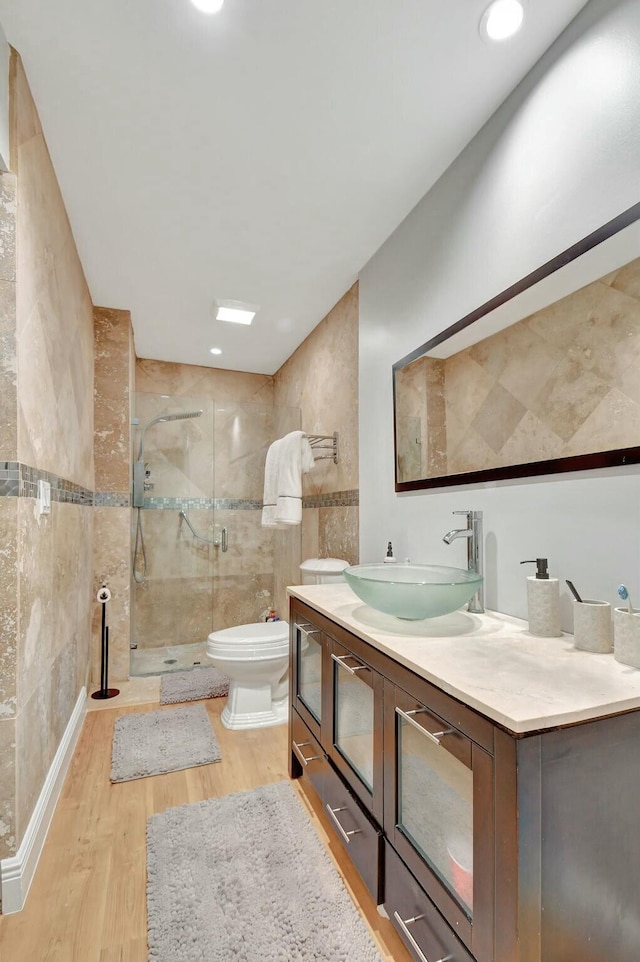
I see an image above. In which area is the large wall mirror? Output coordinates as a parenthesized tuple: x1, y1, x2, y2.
(393, 203, 640, 491)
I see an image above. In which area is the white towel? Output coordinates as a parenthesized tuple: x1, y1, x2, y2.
(275, 431, 315, 525)
(261, 438, 285, 527)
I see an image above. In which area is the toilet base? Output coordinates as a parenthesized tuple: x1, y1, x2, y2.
(220, 680, 288, 730)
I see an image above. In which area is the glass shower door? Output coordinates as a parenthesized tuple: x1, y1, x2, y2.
(131, 393, 215, 674)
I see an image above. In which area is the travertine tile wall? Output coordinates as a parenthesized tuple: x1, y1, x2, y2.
(136, 359, 274, 406)
(0, 53, 95, 862)
(0, 170, 17, 862)
(93, 307, 134, 683)
(273, 283, 359, 616)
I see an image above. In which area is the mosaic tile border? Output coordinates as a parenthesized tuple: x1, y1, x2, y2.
(94, 492, 130, 507)
(144, 497, 263, 511)
(145, 492, 360, 510)
(142, 492, 359, 510)
(0, 467, 359, 512)
(303, 489, 359, 509)
(0, 462, 93, 505)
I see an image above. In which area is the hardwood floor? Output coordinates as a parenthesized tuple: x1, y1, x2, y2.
(0, 695, 412, 962)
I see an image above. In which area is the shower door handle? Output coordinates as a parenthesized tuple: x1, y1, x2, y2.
(221, 527, 228, 552)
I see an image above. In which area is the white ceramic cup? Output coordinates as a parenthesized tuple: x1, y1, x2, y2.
(573, 600, 612, 653)
(614, 607, 640, 669)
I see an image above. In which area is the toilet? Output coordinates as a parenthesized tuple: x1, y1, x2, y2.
(207, 557, 349, 730)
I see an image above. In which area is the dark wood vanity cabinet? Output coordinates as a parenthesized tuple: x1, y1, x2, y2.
(383, 678, 497, 962)
(289, 597, 640, 962)
(289, 598, 499, 962)
(290, 609, 384, 902)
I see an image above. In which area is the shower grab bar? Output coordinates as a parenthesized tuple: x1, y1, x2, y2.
(179, 511, 228, 551)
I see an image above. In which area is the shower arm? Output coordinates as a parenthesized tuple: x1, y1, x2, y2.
(179, 511, 228, 551)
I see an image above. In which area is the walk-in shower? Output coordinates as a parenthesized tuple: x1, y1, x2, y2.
(132, 409, 203, 585)
(130, 392, 301, 677)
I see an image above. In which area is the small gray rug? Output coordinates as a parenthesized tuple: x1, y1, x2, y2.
(146, 780, 383, 962)
(110, 704, 221, 783)
(160, 666, 229, 705)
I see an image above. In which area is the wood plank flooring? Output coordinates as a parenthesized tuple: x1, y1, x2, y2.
(0, 694, 412, 962)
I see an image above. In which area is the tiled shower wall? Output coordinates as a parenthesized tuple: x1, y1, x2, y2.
(273, 283, 359, 616)
(0, 53, 95, 862)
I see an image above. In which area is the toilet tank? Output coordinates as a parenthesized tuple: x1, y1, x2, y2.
(299, 557, 350, 585)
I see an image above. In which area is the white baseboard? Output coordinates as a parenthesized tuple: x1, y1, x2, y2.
(0, 686, 87, 914)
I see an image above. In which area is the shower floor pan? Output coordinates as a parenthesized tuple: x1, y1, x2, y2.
(130, 641, 208, 677)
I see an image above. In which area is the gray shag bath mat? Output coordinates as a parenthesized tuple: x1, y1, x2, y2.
(160, 666, 229, 705)
(146, 780, 383, 962)
(110, 704, 221, 782)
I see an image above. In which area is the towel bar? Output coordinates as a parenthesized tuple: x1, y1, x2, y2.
(306, 432, 339, 465)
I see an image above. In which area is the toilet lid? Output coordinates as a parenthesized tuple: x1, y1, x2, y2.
(207, 621, 289, 654)
(300, 557, 349, 575)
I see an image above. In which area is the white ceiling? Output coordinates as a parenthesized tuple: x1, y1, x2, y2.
(0, 0, 590, 375)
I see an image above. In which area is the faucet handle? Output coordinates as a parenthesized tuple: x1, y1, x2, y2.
(453, 510, 472, 516)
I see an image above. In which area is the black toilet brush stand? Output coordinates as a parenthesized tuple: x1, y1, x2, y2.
(91, 584, 120, 700)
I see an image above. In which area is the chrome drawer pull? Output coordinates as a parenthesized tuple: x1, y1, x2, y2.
(292, 740, 322, 766)
(325, 804, 362, 845)
(294, 622, 321, 636)
(331, 653, 368, 675)
(395, 707, 453, 746)
(392, 911, 452, 962)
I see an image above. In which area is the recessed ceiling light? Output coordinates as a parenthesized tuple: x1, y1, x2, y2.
(480, 0, 524, 42)
(210, 347, 222, 355)
(190, 0, 224, 14)
(214, 299, 258, 325)
(216, 306, 255, 324)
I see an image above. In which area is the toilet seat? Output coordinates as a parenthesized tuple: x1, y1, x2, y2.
(207, 622, 289, 661)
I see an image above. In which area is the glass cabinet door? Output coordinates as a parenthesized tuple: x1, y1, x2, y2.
(396, 699, 474, 917)
(331, 644, 375, 791)
(296, 623, 323, 723)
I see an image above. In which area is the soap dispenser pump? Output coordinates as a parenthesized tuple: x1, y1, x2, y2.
(384, 541, 397, 563)
(520, 558, 562, 637)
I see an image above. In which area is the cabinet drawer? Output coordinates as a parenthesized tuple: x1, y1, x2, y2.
(384, 841, 474, 962)
(291, 709, 328, 802)
(323, 761, 382, 903)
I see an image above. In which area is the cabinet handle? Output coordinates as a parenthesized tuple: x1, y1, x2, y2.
(395, 707, 453, 746)
(392, 911, 452, 962)
(292, 740, 322, 766)
(331, 653, 368, 675)
(294, 622, 321, 636)
(325, 804, 362, 845)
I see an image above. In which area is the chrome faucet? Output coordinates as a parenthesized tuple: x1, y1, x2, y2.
(443, 510, 484, 614)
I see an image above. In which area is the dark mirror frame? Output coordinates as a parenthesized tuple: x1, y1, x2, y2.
(393, 201, 640, 492)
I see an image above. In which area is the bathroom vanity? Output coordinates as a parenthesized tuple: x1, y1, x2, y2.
(287, 583, 640, 962)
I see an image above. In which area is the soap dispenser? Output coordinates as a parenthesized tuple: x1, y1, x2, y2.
(520, 558, 562, 637)
(384, 541, 397, 564)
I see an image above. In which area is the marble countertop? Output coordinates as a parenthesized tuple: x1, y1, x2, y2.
(287, 583, 640, 735)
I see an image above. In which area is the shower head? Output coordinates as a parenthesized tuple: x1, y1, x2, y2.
(136, 409, 203, 459)
(156, 410, 203, 423)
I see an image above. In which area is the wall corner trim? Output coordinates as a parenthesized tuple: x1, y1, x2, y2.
(0, 686, 87, 914)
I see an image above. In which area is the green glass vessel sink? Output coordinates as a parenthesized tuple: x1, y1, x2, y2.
(343, 563, 483, 620)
